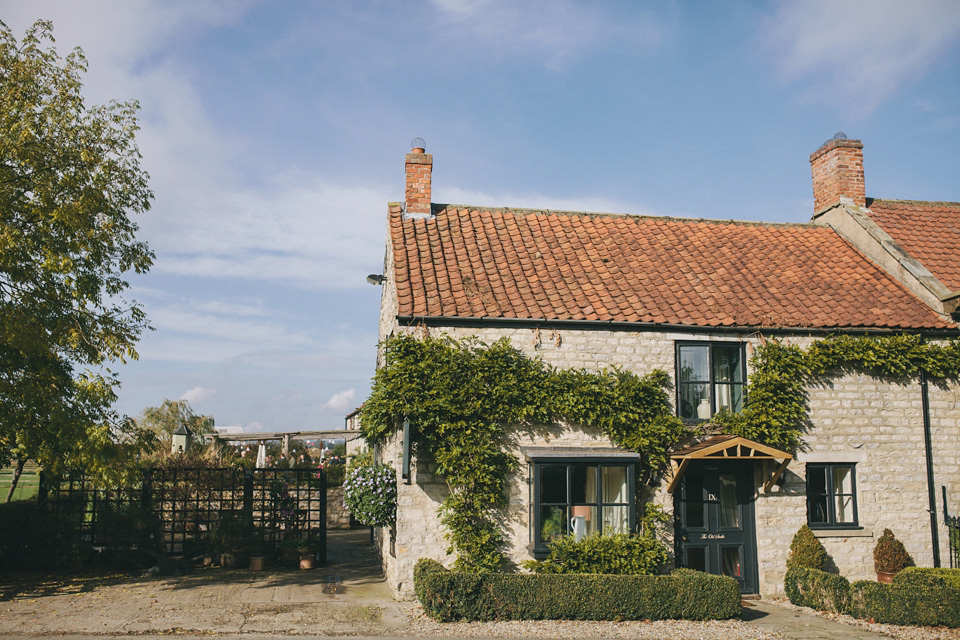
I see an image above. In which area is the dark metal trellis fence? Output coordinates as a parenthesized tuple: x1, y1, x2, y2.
(39, 467, 326, 558)
(945, 486, 959, 569)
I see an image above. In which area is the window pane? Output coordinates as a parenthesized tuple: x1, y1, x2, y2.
(540, 506, 567, 544)
(601, 466, 627, 503)
(719, 474, 739, 529)
(722, 547, 742, 578)
(680, 383, 709, 420)
(833, 466, 853, 494)
(808, 496, 829, 524)
(570, 504, 596, 540)
(834, 495, 855, 524)
(685, 475, 704, 528)
(570, 465, 596, 504)
(686, 547, 707, 572)
(679, 346, 710, 382)
(601, 506, 629, 534)
(713, 346, 742, 383)
(714, 384, 742, 413)
(807, 466, 827, 495)
(540, 465, 567, 503)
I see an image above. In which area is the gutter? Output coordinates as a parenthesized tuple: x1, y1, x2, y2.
(397, 315, 960, 338)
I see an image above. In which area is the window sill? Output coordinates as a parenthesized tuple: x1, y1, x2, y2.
(811, 528, 872, 539)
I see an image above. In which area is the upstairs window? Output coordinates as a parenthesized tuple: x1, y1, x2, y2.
(676, 342, 745, 421)
(807, 463, 858, 528)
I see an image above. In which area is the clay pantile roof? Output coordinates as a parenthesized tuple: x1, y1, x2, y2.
(390, 205, 953, 330)
(866, 198, 960, 293)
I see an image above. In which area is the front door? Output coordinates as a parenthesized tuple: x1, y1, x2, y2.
(675, 461, 758, 594)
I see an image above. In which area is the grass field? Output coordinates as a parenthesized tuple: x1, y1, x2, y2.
(0, 463, 40, 501)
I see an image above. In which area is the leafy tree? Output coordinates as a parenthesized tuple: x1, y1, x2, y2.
(0, 20, 154, 497)
(136, 399, 214, 451)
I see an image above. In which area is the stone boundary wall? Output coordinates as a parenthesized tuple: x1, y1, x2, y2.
(326, 485, 351, 530)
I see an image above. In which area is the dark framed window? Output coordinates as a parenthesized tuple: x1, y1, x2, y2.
(532, 459, 635, 556)
(806, 463, 858, 528)
(676, 342, 745, 421)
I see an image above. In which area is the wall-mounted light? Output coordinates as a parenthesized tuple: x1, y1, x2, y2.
(366, 274, 386, 285)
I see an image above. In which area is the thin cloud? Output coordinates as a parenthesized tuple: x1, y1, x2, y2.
(180, 386, 215, 405)
(322, 389, 357, 412)
(761, 0, 960, 114)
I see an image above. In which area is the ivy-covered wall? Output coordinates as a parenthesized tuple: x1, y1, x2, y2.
(367, 325, 960, 599)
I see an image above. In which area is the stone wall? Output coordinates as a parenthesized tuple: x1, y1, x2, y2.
(326, 485, 351, 530)
(373, 310, 960, 599)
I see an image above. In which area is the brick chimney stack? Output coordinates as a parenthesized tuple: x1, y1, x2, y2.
(810, 134, 866, 213)
(405, 138, 432, 217)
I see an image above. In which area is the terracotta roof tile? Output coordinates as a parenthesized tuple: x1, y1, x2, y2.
(390, 205, 953, 330)
(866, 198, 960, 292)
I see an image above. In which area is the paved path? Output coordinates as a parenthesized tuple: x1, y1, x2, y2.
(0, 529, 902, 638)
(743, 600, 890, 639)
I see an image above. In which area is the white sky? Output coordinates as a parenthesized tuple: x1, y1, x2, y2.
(2, 0, 959, 431)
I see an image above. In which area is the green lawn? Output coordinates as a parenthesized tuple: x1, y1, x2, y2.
(0, 464, 40, 501)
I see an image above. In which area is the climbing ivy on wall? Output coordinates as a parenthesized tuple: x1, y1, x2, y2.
(714, 333, 960, 451)
(361, 332, 960, 573)
(360, 334, 686, 572)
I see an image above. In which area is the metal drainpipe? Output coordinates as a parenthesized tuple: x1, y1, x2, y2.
(921, 369, 941, 568)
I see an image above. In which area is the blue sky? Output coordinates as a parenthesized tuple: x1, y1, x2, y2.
(3, 1, 960, 432)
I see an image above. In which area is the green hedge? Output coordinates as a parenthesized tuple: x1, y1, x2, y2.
(848, 580, 960, 628)
(894, 567, 960, 589)
(413, 559, 740, 622)
(525, 532, 667, 575)
(784, 567, 850, 613)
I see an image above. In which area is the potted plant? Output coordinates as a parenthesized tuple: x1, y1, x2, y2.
(279, 537, 301, 568)
(297, 538, 319, 570)
(874, 528, 911, 583)
(248, 535, 265, 571)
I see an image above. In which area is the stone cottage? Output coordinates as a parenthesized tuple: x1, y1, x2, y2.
(367, 136, 960, 598)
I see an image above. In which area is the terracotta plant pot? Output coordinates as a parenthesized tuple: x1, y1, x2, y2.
(249, 555, 265, 571)
(876, 570, 897, 584)
(299, 553, 315, 570)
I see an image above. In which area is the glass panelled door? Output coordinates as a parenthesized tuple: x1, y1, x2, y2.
(675, 461, 757, 594)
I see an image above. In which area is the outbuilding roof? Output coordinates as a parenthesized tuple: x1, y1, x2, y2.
(389, 204, 952, 331)
(865, 198, 960, 293)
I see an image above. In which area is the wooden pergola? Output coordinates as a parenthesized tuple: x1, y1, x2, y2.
(665, 435, 792, 494)
(213, 429, 363, 456)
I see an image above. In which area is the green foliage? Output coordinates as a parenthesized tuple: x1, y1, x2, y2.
(873, 528, 912, 573)
(135, 399, 214, 451)
(343, 454, 396, 527)
(849, 579, 960, 627)
(714, 335, 960, 451)
(784, 567, 851, 613)
(786, 524, 828, 570)
(362, 334, 686, 572)
(414, 559, 740, 622)
(894, 567, 960, 589)
(0, 20, 154, 486)
(524, 532, 667, 575)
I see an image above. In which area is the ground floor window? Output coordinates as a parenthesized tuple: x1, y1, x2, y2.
(532, 459, 635, 555)
(806, 463, 858, 528)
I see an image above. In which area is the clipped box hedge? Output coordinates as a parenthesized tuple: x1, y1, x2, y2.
(848, 579, 960, 628)
(784, 567, 850, 613)
(893, 567, 960, 589)
(413, 559, 741, 622)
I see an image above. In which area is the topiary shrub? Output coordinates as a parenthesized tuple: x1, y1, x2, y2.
(524, 532, 668, 575)
(784, 567, 850, 612)
(786, 524, 827, 570)
(873, 528, 912, 573)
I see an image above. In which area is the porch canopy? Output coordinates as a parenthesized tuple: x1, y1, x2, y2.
(666, 435, 792, 494)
